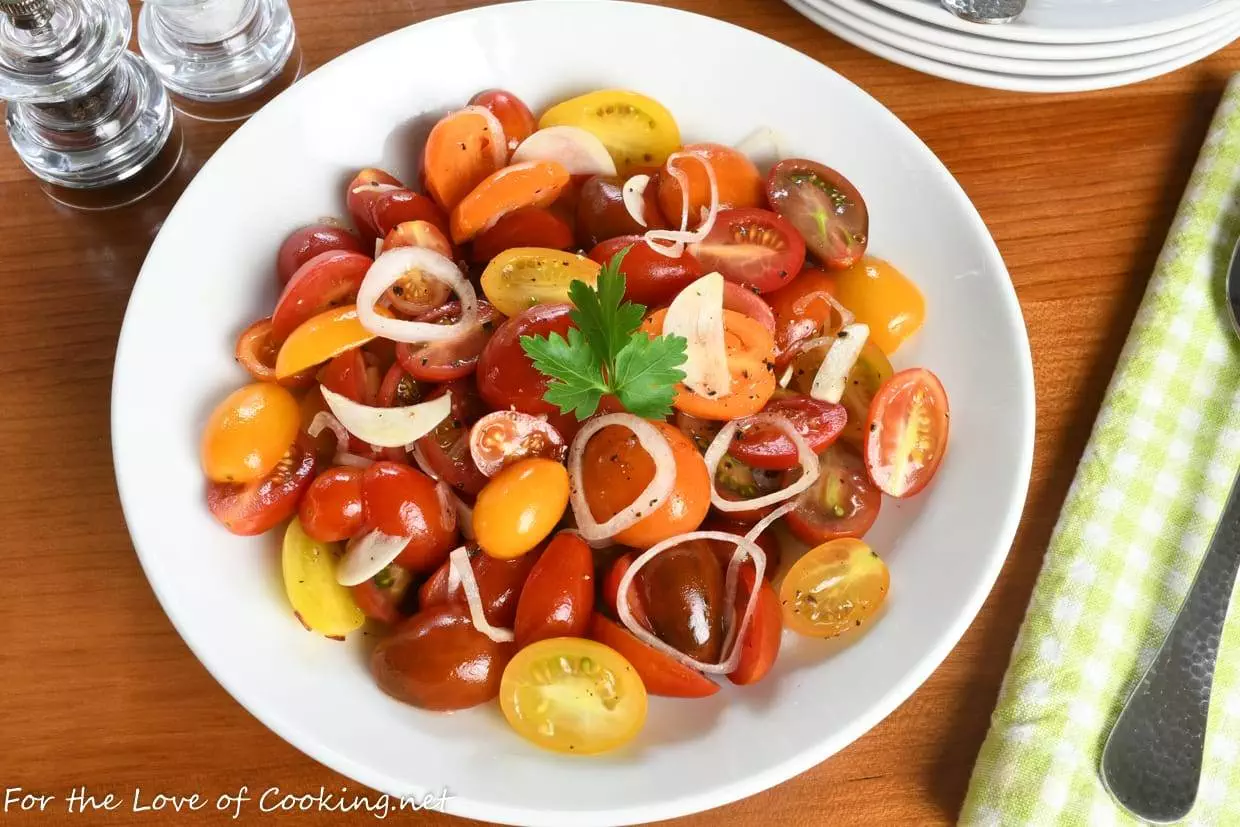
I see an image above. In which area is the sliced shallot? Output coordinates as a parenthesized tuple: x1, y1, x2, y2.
(321, 385, 452, 448)
(616, 530, 766, 674)
(309, 411, 375, 468)
(450, 491, 475, 541)
(357, 247, 479, 343)
(744, 501, 798, 545)
(644, 152, 720, 258)
(337, 528, 411, 587)
(793, 288, 855, 329)
(567, 414, 677, 542)
(704, 414, 819, 512)
(449, 547, 514, 643)
(350, 182, 402, 196)
(409, 441, 439, 480)
(733, 126, 788, 173)
(810, 323, 870, 404)
(511, 126, 616, 176)
(307, 411, 349, 448)
(622, 174, 652, 228)
(662, 272, 731, 399)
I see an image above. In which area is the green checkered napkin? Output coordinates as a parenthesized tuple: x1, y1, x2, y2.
(961, 77, 1240, 826)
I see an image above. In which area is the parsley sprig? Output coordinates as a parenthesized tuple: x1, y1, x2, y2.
(519, 249, 688, 420)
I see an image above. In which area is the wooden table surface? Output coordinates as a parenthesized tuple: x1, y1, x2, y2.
(0, 1, 1235, 824)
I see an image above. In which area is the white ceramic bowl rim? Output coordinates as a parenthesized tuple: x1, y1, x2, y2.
(112, 3, 1035, 825)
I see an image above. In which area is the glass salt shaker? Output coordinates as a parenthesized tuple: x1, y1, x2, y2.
(138, 0, 300, 122)
(0, 0, 181, 209)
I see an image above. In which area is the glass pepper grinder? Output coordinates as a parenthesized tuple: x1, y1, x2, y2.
(0, 0, 181, 210)
(138, 0, 300, 122)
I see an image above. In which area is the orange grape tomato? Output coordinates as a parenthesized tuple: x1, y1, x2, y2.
(423, 108, 507, 212)
(499, 637, 647, 755)
(580, 421, 710, 549)
(473, 458, 570, 560)
(201, 382, 300, 484)
(640, 308, 776, 421)
(828, 257, 925, 355)
(450, 161, 571, 243)
(657, 143, 764, 229)
(779, 538, 889, 638)
(864, 368, 949, 498)
(274, 304, 379, 379)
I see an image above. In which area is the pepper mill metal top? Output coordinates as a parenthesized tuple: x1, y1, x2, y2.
(0, 0, 182, 209)
(0, 0, 128, 102)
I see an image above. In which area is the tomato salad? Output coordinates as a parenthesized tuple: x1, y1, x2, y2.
(200, 87, 950, 756)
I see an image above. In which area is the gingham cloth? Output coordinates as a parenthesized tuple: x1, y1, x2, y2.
(961, 77, 1240, 826)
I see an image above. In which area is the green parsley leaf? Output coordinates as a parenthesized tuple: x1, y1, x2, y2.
(518, 248, 688, 421)
(568, 247, 645, 368)
(611, 331, 688, 419)
(519, 328, 608, 419)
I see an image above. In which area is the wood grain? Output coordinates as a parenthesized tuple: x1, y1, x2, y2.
(0, 1, 1235, 824)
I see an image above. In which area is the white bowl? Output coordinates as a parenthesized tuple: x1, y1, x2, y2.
(112, 3, 1034, 825)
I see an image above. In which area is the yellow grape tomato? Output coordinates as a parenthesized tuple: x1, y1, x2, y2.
(480, 248, 600, 318)
(539, 90, 681, 176)
(499, 637, 648, 755)
(282, 518, 365, 638)
(779, 538, 889, 638)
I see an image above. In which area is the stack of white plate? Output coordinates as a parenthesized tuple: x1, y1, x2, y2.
(784, 0, 1240, 92)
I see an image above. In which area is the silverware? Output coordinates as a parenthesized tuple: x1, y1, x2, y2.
(939, 0, 1026, 24)
(1099, 234, 1240, 823)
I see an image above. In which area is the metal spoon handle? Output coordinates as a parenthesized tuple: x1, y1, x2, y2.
(1100, 472, 1240, 823)
(939, 0, 1026, 24)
